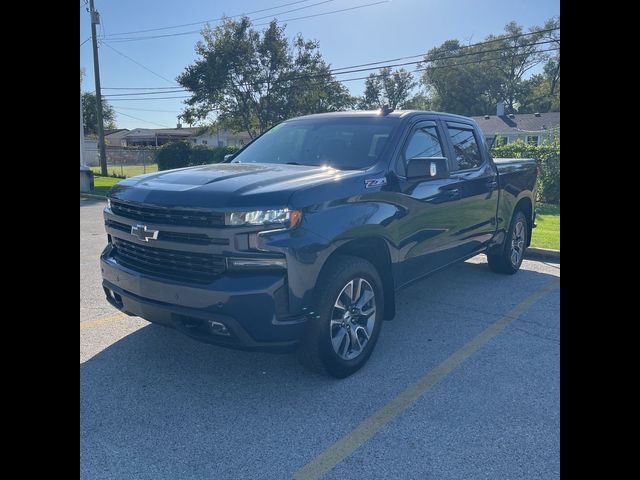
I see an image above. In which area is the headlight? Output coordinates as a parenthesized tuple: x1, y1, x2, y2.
(226, 208, 302, 228)
(106, 198, 112, 209)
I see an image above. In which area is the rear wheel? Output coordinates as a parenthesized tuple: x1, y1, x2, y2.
(487, 210, 528, 274)
(297, 255, 384, 378)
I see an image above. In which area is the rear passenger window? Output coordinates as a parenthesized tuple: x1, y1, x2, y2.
(447, 127, 483, 170)
(404, 127, 443, 161)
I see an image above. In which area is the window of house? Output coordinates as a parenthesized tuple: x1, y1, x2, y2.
(447, 126, 483, 170)
(495, 135, 509, 146)
(527, 135, 539, 145)
(202, 140, 208, 145)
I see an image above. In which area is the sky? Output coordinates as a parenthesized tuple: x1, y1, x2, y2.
(80, 0, 560, 131)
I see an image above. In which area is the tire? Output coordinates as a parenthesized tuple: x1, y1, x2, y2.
(487, 210, 528, 274)
(297, 255, 384, 378)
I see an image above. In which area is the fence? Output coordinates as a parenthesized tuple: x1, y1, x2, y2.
(85, 146, 158, 177)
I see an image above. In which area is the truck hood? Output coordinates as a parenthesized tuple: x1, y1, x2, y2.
(108, 162, 364, 209)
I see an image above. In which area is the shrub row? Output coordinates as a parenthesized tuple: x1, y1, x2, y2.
(491, 139, 560, 205)
(156, 141, 239, 171)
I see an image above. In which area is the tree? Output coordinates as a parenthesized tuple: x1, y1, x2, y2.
(420, 40, 499, 116)
(419, 18, 558, 116)
(178, 17, 353, 139)
(512, 17, 560, 113)
(81, 67, 116, 135)
(82, 91, 116, 135)
(483, 21, 546, 113)
(402, 92, 433, 110)
(357, 67, 416, 110)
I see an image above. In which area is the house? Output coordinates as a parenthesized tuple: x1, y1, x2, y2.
(191, 128, 253, 148)
(120, 124, 252, 148)
(122, 127, 199, 146)
(104, 128, 129, 147)
(472, 103, 559, 146)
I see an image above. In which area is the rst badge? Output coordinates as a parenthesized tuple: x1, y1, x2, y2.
(131, 224, 159, 242)
(364, 177, 387, 189)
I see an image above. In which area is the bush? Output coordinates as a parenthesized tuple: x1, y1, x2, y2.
(157, 142, 240, 170)
(156, 141, 191, 170)
(189, 144, 217, 166)
(492, 138, 560, 204)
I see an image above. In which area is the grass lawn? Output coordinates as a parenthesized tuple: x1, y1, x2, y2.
(91, 176, 122, 197)
(531, 203, 560, 250)
(90, 164, 158, 178)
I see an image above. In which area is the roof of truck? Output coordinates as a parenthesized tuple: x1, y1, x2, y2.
(292, 110, 475, 122)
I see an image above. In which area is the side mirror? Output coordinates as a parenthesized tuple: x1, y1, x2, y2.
(406, 156, 449, 180)
(224, 153, 234, 162)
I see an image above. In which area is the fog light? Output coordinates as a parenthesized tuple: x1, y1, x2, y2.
(208, 320, 230, 336)
(228, 258, 287, 269)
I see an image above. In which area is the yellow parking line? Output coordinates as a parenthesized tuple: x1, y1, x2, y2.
(80, 313, 128, 331)
(294, 278, 560, 480)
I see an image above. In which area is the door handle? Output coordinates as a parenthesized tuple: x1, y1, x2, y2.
(448, 188, 461, 198)
(486, 180, 498, 189)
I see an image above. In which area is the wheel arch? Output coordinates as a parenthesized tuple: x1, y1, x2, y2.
(513, 196, 534, 247)
(320, 237, 396, 320)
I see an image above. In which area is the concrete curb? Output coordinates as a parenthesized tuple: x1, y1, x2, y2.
(525, 247, 560, 262)
(80, 193, 107, 201)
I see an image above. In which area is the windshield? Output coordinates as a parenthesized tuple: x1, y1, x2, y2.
(231, 117, 400, 170)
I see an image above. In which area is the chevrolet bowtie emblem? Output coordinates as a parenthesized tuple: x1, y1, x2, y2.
(131, 224, 159, 242)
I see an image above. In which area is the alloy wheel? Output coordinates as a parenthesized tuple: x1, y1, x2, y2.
(329, 278, 376, 360)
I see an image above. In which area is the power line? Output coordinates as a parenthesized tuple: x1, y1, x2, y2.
(105, 1, 389, 43)
(251, 38, 558, 86)
(114, 110, 172, 128)
(102, 46, 560, 102)
(102, 28, 559, 94)
(115, 106, 181, 113)
(104, 89, 189, 97)
(80, 36, 91, 46)
(99, 40, 178, 85)
(107, 95, 192, 101)
(102, 36, 558, 98)
(102, 86, 185, 90)
(330, 26, 560, 72)
(104, 0, 320, 37)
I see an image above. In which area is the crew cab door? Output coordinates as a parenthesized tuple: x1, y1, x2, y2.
(391, 119, 467, 286)
(441, 121, 499, 256)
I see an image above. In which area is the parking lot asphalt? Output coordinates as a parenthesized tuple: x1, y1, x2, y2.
(80, 197, 560, 480)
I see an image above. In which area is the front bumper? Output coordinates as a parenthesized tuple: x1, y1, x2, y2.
(100, 247, 308, 352)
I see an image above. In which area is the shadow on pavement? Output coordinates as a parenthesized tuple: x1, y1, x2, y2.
(80, 259, 559, 479)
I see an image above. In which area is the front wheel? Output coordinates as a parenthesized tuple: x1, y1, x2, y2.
(297, 255, 384, 378)
(487, 210, 528, 274)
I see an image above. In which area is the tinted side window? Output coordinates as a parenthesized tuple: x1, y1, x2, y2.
(447, 127, 483, 170)
(404, 126, 443, 163)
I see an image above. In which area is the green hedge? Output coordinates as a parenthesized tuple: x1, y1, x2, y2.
(157, 141, 239, 171)
(492, 139, 560, 204)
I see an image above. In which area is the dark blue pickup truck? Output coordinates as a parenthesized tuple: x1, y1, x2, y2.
(101, 110, 537, 377)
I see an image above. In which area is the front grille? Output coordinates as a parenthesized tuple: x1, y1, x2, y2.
(111, 200, 225, 227)
(106, 220, 229, 246)
(112, 237, 226, 283)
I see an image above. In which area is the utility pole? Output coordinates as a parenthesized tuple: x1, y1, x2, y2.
(89, 0, 108, 176)
(80, 87, 85, 166)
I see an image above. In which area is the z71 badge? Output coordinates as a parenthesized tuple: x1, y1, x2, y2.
(364, 177, 387, 189)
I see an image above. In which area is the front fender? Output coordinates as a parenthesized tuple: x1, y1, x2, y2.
(257, 199, 400, 316)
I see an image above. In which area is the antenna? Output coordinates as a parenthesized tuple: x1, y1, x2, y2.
(379, 104, 394, 116)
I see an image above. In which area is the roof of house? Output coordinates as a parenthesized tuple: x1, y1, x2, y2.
(124, 127, 199, 138)
(104, 128, 129, 136)
(471, 112, 560, 136)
